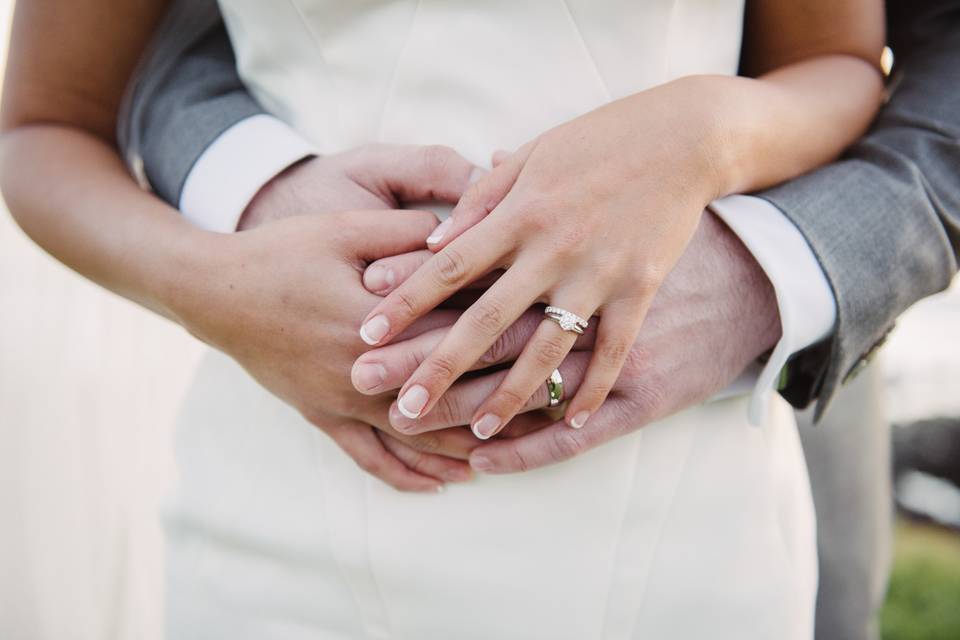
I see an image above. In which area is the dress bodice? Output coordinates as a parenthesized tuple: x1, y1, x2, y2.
(217, 0, 744, 167)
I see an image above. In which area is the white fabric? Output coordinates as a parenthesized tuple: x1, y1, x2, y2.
(167, 1, 818, 637)
(711, 195, 837, 423)
(183, 118, 839, 419)
(179, 114, 317, 232)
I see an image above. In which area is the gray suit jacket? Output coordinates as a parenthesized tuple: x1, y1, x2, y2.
(118, 0, 960, 417)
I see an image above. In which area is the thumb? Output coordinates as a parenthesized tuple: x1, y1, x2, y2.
(334, 209, 441, 261)
(351, 144, 479, 205)
(426, 138, 538, 252)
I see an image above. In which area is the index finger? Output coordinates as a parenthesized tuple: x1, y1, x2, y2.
(467, 395, 633, 474)
(359, 223, 514, 346)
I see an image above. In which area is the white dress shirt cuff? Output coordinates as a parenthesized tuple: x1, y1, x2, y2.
(709, 194, 837, 424)
(179, 114, 318, 233)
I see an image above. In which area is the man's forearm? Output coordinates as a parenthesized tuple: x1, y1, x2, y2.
(119, 2, 265, 207)
(761, 19, 960, 418)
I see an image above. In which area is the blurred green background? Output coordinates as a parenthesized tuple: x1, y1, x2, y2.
(882, 520, 960, 640)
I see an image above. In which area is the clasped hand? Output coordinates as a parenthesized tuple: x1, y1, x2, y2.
(359, 80, 722, 440)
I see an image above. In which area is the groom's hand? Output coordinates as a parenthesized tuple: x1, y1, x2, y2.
(355, 211, 782, 472)
(171, 143, 482, 492)
(238, 143, 476, 230)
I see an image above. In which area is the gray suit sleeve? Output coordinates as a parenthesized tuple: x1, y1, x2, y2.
(117, 0, 264, 207)
(760, 7, 960, 420)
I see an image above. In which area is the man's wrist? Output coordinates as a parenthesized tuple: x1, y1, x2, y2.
(179, 114, 318, 233)
(702, 210, 783, 357)
(238, 155, 319, 230)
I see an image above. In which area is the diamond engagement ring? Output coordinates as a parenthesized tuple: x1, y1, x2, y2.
(546, 369, 564, 407)
(544, 306, 589, 335)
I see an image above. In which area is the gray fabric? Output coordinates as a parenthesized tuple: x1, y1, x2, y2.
(118, 5, 917, 640)
(117, 0, 261, 205)
(797, 364, 893, 640)
(762, 1, 960, 420)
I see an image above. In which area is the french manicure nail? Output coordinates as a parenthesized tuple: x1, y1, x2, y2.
(360, 315, 390, 345)
(570, 411, 591, 430)
(364, 265, 395, 292)
(397, 385, 430, 419)
(352, 362, 386, 392)
(470, 455, 494, 472)
(435, 485, 446, 494)
(472, 413, 501, 440)
(426, 218, 453, 245)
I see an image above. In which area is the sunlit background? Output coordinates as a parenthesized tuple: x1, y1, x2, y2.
(0, 2, 957, 638)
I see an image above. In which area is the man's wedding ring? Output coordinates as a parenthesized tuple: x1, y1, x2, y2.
(546, 369, 564, 407)
(544, 306, 588, 335)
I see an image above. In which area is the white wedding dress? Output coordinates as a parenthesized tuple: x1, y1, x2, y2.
(165, 1, 817, 638)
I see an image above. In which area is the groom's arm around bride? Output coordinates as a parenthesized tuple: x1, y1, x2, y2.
(118, 3, 959, 640)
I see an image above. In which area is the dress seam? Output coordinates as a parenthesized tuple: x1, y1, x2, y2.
(626, 422, 698, 636)
(284, 0, 345, 139)
(559, 0, 613, 102)
(597, 431, 645, 639)
(376, 0, 424, 141)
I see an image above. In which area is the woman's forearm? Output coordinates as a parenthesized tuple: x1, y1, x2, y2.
(690, 55, 884, 199)
(0, 125, 208, 322)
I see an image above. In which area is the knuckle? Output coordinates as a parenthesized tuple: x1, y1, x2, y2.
(526, 383, 549, 410)
(433, 248, 469, 288)
(425, 351, 460, 382)
(511, 447, 531, 473)
(597, 336, 630, 365)
(392, 290, 420, 320)
(402, 344, 428, 375)
(549, 429, 585, 461)
(408, 433, 441, 455)
(480, 330, 514, 365)
(583, 382, 613, 405)
(468, 298, 508, 337)
(532, 333, 569, 367)
(630, 373, 668, 418)
(432, 391, 465, 425)
(461, 180, 497, 216)
(495, 387, 530, 412)
(421, 144, 458, 172)
(621, 343, 648, 376)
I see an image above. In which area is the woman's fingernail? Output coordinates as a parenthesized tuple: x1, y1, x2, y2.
(435, 485, 446, 494)
(470, 455, 494, 472)
(472, 413, 501, 440)
(352, 362, 386, 392)
(426, 218, 453, 245)
(570, 411, 591, 430)
(364, 265, 395, 292)
(397, 385, 430, 419)
(360, 315, 390, 345)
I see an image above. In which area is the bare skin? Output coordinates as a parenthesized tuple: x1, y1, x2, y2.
(359, 1, 884, 440)
(359, 210, 781, 472)
(0, 0, 880, 490)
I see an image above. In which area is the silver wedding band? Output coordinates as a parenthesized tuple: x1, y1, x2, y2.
(544, 306, 589, 335)
(546, 369, 564, 407)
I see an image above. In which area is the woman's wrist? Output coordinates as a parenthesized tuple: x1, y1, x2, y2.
(148, 220, 226, 331)
(657, 74, 746, 203)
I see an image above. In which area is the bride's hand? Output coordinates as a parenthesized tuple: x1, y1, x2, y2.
(170, 210, 478, 491)
(357, 79, 722, 437)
